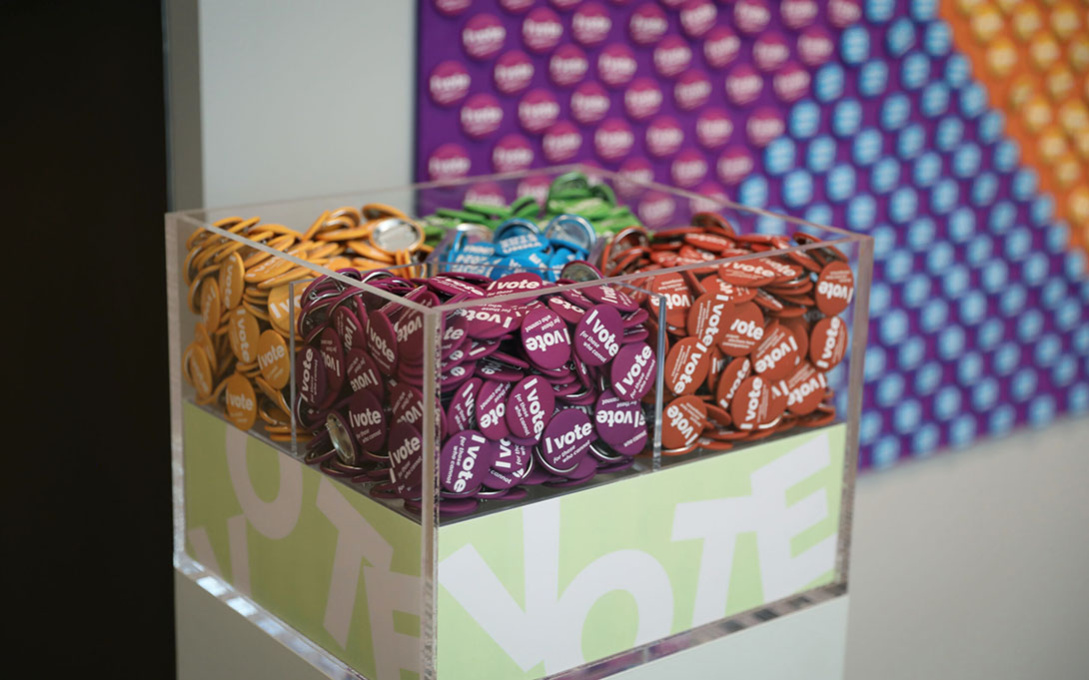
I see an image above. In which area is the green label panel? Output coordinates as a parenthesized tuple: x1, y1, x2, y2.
(183, 403, 845, 680)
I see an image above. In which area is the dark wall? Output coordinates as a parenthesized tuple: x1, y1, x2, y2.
(2, 1, 174, 674)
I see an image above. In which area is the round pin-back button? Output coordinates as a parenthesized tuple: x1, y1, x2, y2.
(256, 329, 290, 390)
(539, 408, 594, 471)
(507, 375, 556, 439)
(477, 380, 513, 440)
(447, 377, 482, 432)
(686, 292, 733, 348)
(319, 327, 346, 403)
(390, 381, 424, 429)
(387, 422, 423, 494)
(665, 336, 711, 396)
(714, 356, 752, 409)
(547, 293, 588, 324)
(225, 374, 258, 430)
(594, 391, 648, 453)
(365, 310, 398, 375)
(718, 301, 765, 357)
(718, 258, 779, 287)
(486, 438, 532, 490)
(346, 388, 386, 452)
(200, 277, 222, 331)
(345, 348, 383, 399)
(809, 315, 847, 370)
(295, 345, 326, 407)
(730, 375, 771, 430)
(332, 304, 367, 353)
(583, 284, 639, 312)
(814, 261, 854, 315)
(751, 321, 800, 381)
(520, 308, 572, 370)
(440, 431, 496, 495)
(780, 362, 827, 415)
(227, 307, 261, 364)
(219, 252, 245, 310)
(465, 303, 522, 339)
(662, 395, 707, 449)
(574, 304, 623, 366)
(610, 342, 655, 401)
(325, 411, 357, 465)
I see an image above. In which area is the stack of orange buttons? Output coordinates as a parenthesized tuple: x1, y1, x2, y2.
(181, 205, 430, 438)
(600, 213, 853, 455)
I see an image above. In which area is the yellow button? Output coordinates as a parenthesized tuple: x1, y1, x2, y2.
(1071, 37, 1089, 73)
(225, 374, 258, 431)
(971, 5, 1005, 44)
(1054, 153, 1081, 188)
(994, 0, 1019, 15)
(1038, 126, 1069, 162)
(1012, 5, 1042, 42)
(956, 0, 985, 18)
(1070, 187, 1089, 224)
(1074, 128, 1089, 161)
(1050, 2, 1081, 40)
(987, 37, 1019, 78)
(1059, 100, 1089, 135)
(1030, 33, 1061, 71)
(1007, 75, 1036, 109)
(1046, 64, 1075, 102)
(1023, 94, 1054, 132)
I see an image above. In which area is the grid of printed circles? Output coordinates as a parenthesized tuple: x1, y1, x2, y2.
(415, 0, 1089, 469)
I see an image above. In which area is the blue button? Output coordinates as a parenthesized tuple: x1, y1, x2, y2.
(971, 173, 999, 207)
(898, 336, 926, 371)
(994, 342, 1021, 376)
(1022, 252, 1050, 286)
(847, 194, 877, 230)
(1000, 283, 1027, 317)
(782, 170, 813, 208)
(894, 399, 922, 433)
(972, 377, 999, 411)
(789, 100, 821, 139)
(903, 273, 931, 308)
(886, 250, 914, 282)
(859, 60, 889, 98)
(976, 318, 1004, 351)
(1042, 278, 1067, 309)
(921, 82, 950, 117)
(832, 98, 862, 137)
(764, 137, 796, 176)
(806, 135, 836, 173)
(1056, 296, 1082, 331)
(948, 207, 975, 243)
(1012, 168, 1038, 201)
(866, 0, 895, 22)
(1004, 227, 1032, 261)
(756, 211, 787, 235)
(949, 415, 977, 448)
(1046, 221, 1069, 253)
(739, 175, 768, 207)
(870, 281, 891, 315)
(1030, 195, 1054, 225)
(853, 129, 883, 165)
(981, 259, 1008, 294)
(880, 93, 911, 131)
(901, 52, 931, 90)
(889, 187, 919, 224)
(1065, 250, 1087, 278)
(910, 0, 938, 21)
(915, 362, 943, 395)
(827, 164, 856, 203)
(988, 405, 1016, 436)
(912, 152, 942, 187)
(860, 411, 882, 444)
(923, 20, 952, 57)
(942, 264, 970, 298)
(944, 53, 971, 89)
(872, 437, 901, 468)
(920, 297, 949, 332)
(989, 201, 1016, 233)
(913, 424, 941, 456)
(1028, 395, 1056, 428)
(958, 290, 987, 325)
(935, 116, 964, 152)
(876, 372, 905, 406)
(880, 309, 909, 345)
(938, 325, 966, 361)
(805, 203, 833, 226)
(907, 217, 936, 251)
(935, 385, 962, 419)
(865, 346, 886, 381)
(930, 178, 958, 214)
(871, 158, 900, 194)
(1052, 356, 1077, 386)
(978, 110, 1005, 144)
(887, 17, 916, 56)
(814, 63, 845, 103)
(926, 241, 954, 274)
(966, 234, 993, 267)
(992, 139, 1019, 173)
(898, 124, 925, 158)
(953, 143, 981, 178)
(1034, 334, 1062, 367)
(1070, 385, 1089, 414)
(959, 82, 987, 118)
(1011, 367, 1038, 402)
(841, 26, 871, 65)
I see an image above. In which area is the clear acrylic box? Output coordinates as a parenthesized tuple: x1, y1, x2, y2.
(168, 164, 872, 680)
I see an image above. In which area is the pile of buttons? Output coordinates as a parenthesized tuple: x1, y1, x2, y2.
(437, 212, 598, 281)
(421, 171, 643, 244)
(601, 212, 854, 454)
(294, 266, 657, 516)
(180, 206, 430, 439)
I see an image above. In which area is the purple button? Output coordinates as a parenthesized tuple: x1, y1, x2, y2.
(346, 348, 384, 400)
(465, 303, 522, 339)
(520, 308, 572, 370)
(594, 391, 649, 455)
(486, 272, 546, 295)
(547, 294, 587, 324)
(610, 342, 656, 401)
(507, 375, 555, 440)
(333, 304, 367, 353)
(574, 304, 623, 366)
(539, 408, 594, 472)
(494, 50, 534, 95)
(440, 431, 496, 495)
(441, 314, 470, 357)
(447, 377, 482, 432)
(476, 360, 523, 382)
(428, 275, 486, 299)
(477, 380, 513, 440)
(296, 345, 326, 407)
(366, 310, 398, 375)
(391, 382, 424, 429)
(346, 389, 386, 452)
(485, 438, 532, 490)
(319, 328, 346, 406)
(387, 422, 423, 495)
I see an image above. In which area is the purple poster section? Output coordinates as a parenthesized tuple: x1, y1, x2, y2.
(415, 0, 1089, 469)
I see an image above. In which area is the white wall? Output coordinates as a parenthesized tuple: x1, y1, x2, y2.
(184, 0, 415, 209)
(168, 3, 1089, 677)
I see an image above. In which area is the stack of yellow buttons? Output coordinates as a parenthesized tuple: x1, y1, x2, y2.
(181, 205, 431, 439)
(948, 0, 1089, 248)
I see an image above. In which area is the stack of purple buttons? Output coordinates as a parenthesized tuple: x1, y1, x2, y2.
(294, 267, 657, 516)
